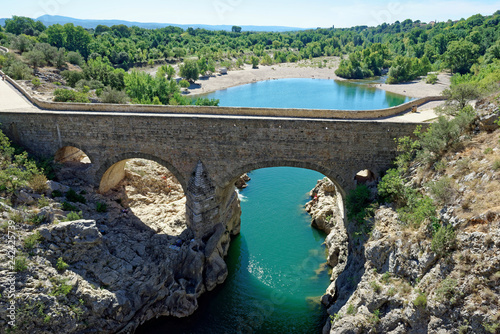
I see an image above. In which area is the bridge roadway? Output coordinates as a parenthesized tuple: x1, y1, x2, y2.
(0, 78, 433, 238)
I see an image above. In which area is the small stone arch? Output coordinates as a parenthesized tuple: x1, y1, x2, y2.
(54, 145, 92, 164)
(97, 152, 186, 193)
(354, 169, 377, 186)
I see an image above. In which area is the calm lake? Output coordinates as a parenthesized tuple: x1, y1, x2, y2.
(199, 78, 411, 109)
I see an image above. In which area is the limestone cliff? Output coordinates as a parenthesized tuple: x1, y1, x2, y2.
(0, 159, 239, 333)
(319, 99, 500, 334)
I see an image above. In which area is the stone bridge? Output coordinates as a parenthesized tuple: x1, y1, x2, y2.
(0, 77, 428, 239)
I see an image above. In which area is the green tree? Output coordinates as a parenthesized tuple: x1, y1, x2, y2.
(45, 24, 66, 48)
(232, 26, 242, 33)
(24, 50, 47, 74)
(4, 16, 45, 36)
(179, 59, 200, 82)
(441, 83, 482, 110)
(443, 40, 479, 75)
(251, 56, 259, 69)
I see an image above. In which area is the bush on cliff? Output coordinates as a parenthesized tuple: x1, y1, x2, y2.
(53, 89, 90, 103)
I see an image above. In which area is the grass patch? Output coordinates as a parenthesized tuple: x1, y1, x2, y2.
(24, 231, 41, 251)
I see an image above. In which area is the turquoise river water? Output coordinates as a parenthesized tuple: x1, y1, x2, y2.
(136, 79, 410, 333)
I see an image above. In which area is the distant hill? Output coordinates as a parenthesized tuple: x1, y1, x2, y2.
(0, 15, 307, 32)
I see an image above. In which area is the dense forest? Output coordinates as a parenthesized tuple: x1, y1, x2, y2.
(0, 12, 499, 105)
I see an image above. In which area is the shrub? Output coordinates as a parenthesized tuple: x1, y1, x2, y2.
(426, 73, 438, 84)
(65, 188, 86, 204)
(61, 201, 77, 211)
(50, 278, 73, 296)
(38, 195, 49, 208)
(31, 77, 41, 87)
(29, 174, 48, 193)
(53, 89, 89, 103)
(61, 70, 84, 87)
(66, 51, 84, 66)
(435, 278, 458, 302)
(14, 256, 28, 272)
(100, 87, 129, 104)
(493, 159, 500, 171)
(378, 169, 407, 206)
(413, 292, 427, 308)
(398, 195, 436, 228)
(346, 304, 356, 315)
(24, 231, 41, 251)
(51, 190, 63, 198)
(56, 257, 68, 271)
(64, 211, 82, 222)
(346, 184, 373, 224)
(370, 281, 382, 293)
(96, 202, 107, 213)
(427, 177, 456, 205)
(381, 272, 391, 284)
(179, 79, 190, 89)
(27, 213, 45, 225)
(483, 322, 499, 333)
(431, 224, 456, 257)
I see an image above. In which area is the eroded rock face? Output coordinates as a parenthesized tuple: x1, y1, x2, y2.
(0, 159, 240, 334)
(305, 178, 349, 308)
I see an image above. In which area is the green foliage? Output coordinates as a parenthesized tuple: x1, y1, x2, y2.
(435, 277, 458, 303)
(0, 130, 44, 193)
(179, 59, 200, 82)
(381, 272, 391, 284)
(38, 195, 50, 208)
(14, 256, 28, 272)
(346, 184, 373, 224)
(444, 39, 480, 74)
(386, 55, 431, 84)
(425, 73, 438, 84)
(441, 83, 482, 111)
(124, 70, 185, 105)
(61, 202, 77, 211)
(346, 304, 356, 315)
(369, 309, 381, 325)
(427, 177, 456, 205)
(418, 107, 476, 163)
(31, 77, 41, 87)
(5, 16, 46, 36)
(61, 70, 84, 87)
(179, 79, 190, 89)
(50, 277, 73, 296)
(27, 213, 46, 225)
(56, 257, 69, 271)
(66, 51, 84, 66)
(64, 211, 83, 221)
(64, 188, 85, 203)
(431, 224, 456, 257)
(194, 98, 219, 106)
(378, 169, 406, 205)
(397, 194, 436, 228)
(413, 292, 427, 308)
(100, 86, 129, 104)
(51, 190, 63, 198)
(24, 50, 47, 73)
(96, 202, 107, 213)
(251, 56, 259, 69)
(483, 322, 500, 334)
(370, 280, 382, 293)
(83, 57, 125, 90)
(53, 89, 90, 103)
(1, 53, 32, 80)
(24, 231, 41, 251)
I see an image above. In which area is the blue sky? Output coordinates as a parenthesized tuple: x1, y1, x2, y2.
(1, 0, 498, 28)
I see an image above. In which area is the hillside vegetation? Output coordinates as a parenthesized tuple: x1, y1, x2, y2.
(0, 12, 499, 104)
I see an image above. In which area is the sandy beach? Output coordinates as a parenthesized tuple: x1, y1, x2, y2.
(186, 59, 451, 99)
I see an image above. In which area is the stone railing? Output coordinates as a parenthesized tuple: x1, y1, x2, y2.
(0, 70, 445, 119)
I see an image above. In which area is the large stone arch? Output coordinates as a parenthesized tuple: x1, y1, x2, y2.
(224, 160, 349, 198)
(97, 152, 186, 193)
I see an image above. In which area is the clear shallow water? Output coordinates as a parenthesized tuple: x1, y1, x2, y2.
(136, 168, 329, 333)
(200, 78, 411, 109)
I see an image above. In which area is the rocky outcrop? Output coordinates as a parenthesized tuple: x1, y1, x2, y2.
(0, 158, 239, 334)
(322, 108, 500, 333)
(235, 173, 251, 189)
(305, 178, 349, 307)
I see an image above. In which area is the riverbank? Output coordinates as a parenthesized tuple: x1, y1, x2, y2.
(188, 58, 341, 96)
(187, 59, 450, 99)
